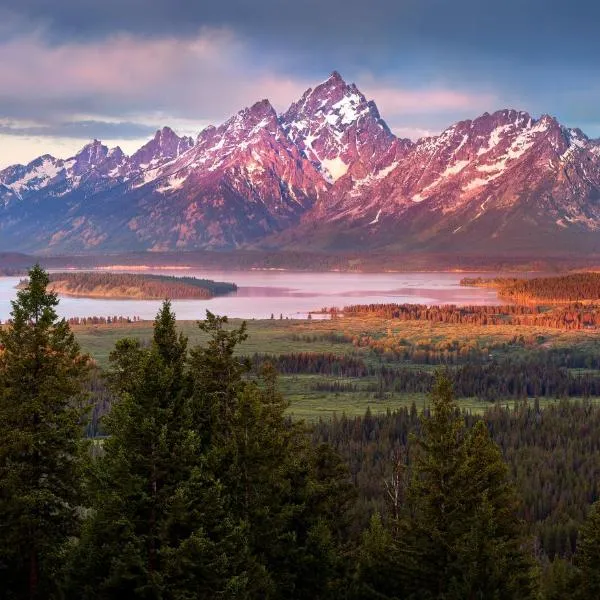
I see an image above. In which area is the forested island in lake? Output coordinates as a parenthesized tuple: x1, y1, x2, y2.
(18, 271, 238, 300)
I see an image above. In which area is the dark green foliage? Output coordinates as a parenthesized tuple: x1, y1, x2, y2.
(575, 501, 600, 598)
(0, 265, 89, 599)
(353, 513, 403, 600)
(67, 300, 192, 599)
(69, 309, 353, 599)
(248, 352, 368, 376)
(539, 558, 579, 600)
(314, 399, 600, 562)
(352, 374, 537, 600)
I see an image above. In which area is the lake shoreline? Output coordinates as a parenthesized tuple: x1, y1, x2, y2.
(1, 270, 503, 322)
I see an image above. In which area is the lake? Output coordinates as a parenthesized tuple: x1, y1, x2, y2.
(0, 270, 503, 321)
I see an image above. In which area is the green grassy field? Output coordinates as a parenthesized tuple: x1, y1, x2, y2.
(73, 316, 600, 365)
(71, 316, 600, 420)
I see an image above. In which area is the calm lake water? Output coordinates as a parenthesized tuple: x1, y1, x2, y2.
(0, 270, 503, 321)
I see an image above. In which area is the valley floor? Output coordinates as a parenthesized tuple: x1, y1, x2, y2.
(73, 316, 600, 420)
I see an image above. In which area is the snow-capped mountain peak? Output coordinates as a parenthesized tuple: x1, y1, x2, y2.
(2, 73, 600, 255)
(281, 72, 405, 184)
(130, 127, 194, 171)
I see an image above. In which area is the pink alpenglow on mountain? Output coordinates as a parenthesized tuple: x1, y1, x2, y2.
(1, 72, 600, 255)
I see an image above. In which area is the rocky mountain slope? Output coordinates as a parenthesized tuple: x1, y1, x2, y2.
(1, 72, 600, 255)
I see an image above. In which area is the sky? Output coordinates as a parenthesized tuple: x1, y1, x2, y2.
(1, 0, 600, 168)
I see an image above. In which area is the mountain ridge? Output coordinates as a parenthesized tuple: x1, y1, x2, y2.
(2, 72, 600, 255)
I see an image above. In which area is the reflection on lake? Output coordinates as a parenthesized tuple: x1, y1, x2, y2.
(0, 270, 503, 321)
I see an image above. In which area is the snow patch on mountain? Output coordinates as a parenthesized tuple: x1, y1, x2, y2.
(7, 157, 62, 194)
(155, 175, 188, 194)
(369, 208, 382, 224)
(321, 157, 348, 182)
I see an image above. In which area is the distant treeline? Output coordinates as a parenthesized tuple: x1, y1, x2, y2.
(1, 315, 143, 327)
(27, 272, 238, 299)
(342, 302, 600, 329)
(248, 352, 369, 377)
(67, 316, 143, 325)
(243, 350, 600, 402)
(374, 361, 600, 400)
(462, 272, 600, 303)
(6, 249, 600, 273)
(305, 360, 600, 401)
(312, 400, 600, 560)
(287, 331, 353, 344)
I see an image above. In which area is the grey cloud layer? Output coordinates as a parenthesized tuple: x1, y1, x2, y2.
(1, 0, 600, 143)
(5, 0, 600, 69)
(0, 120, 157, 139)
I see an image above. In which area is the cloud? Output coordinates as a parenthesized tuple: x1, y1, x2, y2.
(362, 84, 495, 116)
(2, 1, 600, 165)
(5, 0, 600, 72)
(0, 28, 316, 124)
(0, 119, 157, 140)
(0, 26, 496, 122)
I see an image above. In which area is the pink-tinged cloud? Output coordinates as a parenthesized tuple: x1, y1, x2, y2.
(369, 87, 495, 114)
(0, 28, 494, 124)
(0, 29, 313, 122)
(0, 27, 503, 165)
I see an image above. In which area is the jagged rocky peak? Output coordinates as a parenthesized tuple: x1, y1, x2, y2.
(225, 99, 279, 134)
(130, 126, 194, 169)
(74, 139, 109, 168)
(0, 153, 65, 196)
(415, 108, 571, 167)
(107, 146, 125, 161)
(192, 99, 282, 160)
(280, 71, 402, 183)
(282, 71, 378, 140)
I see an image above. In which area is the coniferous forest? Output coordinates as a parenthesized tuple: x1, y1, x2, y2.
(3, 267, 600, 599)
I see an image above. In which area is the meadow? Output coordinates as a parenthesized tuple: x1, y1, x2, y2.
(73, 314, 600, 420)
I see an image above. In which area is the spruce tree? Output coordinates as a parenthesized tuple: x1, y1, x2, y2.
(69, 301, 190, 599)
(0, 265, 89, 599)
(400, 373, 536, 599)
(72, 309, 352, 599)
(353, 513, 404, 600)
(575, 500, 600, 598)
(176, 314, 354, 599)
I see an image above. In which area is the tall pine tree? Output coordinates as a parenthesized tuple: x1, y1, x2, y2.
(575, 500, 600, 598)
(71, 308, 353, 599)
(68, 301, 190, 599)
(178, 314, 354, 599)
(0, 265, 89, 599)
(356, 373, 537, 600)
(402, 373, 537, 599)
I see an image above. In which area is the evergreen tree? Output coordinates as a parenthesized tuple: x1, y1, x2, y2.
(181, 317, 354, 599)
(69, 301, 190, 599)
(398, 372, 537, 600)
(72, 309, 353, 599)
(575, 500, 600, 598)
(0, 265, 89, 599)
(353, 513, 404, 600)
(540, 558, 579, 600)
(352, 373, 537, 599)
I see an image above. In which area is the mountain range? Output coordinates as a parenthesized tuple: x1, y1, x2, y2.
(2, 71, 600, 256)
